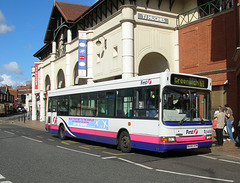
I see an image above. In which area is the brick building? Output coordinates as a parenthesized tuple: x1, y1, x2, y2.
(178, 0, 239, 129)
(16, 82, 32, 111)
(0, 86, 14, 115)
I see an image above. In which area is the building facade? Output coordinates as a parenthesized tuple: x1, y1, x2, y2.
(33, 0, 238, 128)
(17, 82, 32, 111)
(0, 86, 14, 115)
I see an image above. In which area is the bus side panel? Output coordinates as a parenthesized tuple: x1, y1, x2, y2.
(65, 130, 116, 145)
(47, 119, 118, 145)
(49, 125, 59, 135)
(70, 127, 117, 145)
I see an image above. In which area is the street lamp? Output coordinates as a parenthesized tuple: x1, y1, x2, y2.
(96, 37, 107, 49)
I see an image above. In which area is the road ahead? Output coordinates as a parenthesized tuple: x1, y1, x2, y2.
(0, 122, 239, 183)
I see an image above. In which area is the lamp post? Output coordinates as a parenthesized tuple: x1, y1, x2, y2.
(96, 37, 107, 49)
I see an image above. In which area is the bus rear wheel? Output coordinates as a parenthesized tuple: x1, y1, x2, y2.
(59, 124, 66, 140)
(119, 131, 131, 153)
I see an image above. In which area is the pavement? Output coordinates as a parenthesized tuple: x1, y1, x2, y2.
(4, 118, 240, 158)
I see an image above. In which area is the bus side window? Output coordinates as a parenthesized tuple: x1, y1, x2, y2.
(96, 91, 115, 117)
(88, 93, 97, 117)
(134, 86, 159, 119)
(81, 93, 96, 117)
(57, 96, 69, 116)
(48, 98, 52, 112)
(52, 98, 57, 112)
(97, 92, 106, 117)
(116, 89, 133, 118)
(69, 94, 81, 116)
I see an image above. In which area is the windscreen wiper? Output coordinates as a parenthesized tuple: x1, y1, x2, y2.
(178, 116, 186, 125)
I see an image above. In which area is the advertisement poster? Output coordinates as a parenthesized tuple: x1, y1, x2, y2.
(78, 32, 87, 77)
(69, 117, 109, 130)
(35, 63, 38, 89)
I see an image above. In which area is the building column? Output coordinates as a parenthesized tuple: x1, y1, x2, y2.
(31, 69, 37, 120)
(39, 91, 45, 122)
(121, 5, 135, 79)
(50, 61, 55, 90)
(66, 29, 72, 87)
(174, 30, 179, 72)
(87, 39, 94, 84)
(50, 41, 56, 90)
(67, 29, 72, 43)
(39, 67, 45, 122)
(65, 54, 70, 87)
(52, 41, 56, 54)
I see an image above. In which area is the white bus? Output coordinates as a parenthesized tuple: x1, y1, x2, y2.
(46, 72, 212, 153)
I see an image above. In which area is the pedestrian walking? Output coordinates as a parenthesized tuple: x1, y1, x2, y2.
(235, 121, 240, 148)
(224, 104, 234, 141)
(214, 106, 225, 146)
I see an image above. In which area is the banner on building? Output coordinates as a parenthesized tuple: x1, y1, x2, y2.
(78, 31, 87, 77)
(35, 63, 38, 89)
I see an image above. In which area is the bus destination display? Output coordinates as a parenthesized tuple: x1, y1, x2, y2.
(171, 74, 208, 88)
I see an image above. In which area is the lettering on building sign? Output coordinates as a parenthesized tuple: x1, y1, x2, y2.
(138, 13, 169, 24)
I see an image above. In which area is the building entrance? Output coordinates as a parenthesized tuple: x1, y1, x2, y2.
(139, 52, 169, 76)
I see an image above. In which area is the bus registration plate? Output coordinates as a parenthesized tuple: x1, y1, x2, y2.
(187, 144, 198, 149)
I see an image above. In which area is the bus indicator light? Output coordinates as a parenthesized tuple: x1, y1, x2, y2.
(128, 122, 131, 126)
(161, 137, 176, 142)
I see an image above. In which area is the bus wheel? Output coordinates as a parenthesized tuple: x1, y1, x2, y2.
(59, 124, 66, 140)
(119, 131, 131, 153)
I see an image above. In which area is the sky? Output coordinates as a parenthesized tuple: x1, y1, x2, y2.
(0, 0, 98, 89)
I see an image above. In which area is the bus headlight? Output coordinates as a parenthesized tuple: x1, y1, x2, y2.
(161, 137, 176, 143)
(206, 135, 212, 140)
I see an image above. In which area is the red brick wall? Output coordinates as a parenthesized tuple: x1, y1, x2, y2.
(179, 11, 235, 78)
(179, 10, 238, 126)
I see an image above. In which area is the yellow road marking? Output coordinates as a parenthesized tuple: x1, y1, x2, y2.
(61, 141, 70, 145)
(37, 136, 43, 139)
(65, 140, 79, 144)
(95, 147, 107, 149)
(48, 138, 55, 141)
(79, 146, 90, 150)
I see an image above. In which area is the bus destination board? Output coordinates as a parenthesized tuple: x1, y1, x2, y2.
(171, 74, 208, 88)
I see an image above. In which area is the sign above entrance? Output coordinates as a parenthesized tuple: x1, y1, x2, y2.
(138, 13, 168, 24)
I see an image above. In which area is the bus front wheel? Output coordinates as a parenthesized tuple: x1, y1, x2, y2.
(119, 131, 131, 153)
(59, 124, 66, 140)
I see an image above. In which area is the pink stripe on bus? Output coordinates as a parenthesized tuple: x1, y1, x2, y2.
(176, 136, 206, 142)
(70, 127, 117, 138)
(48, 125, 59, 130)
(130, 134, 160, 144)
